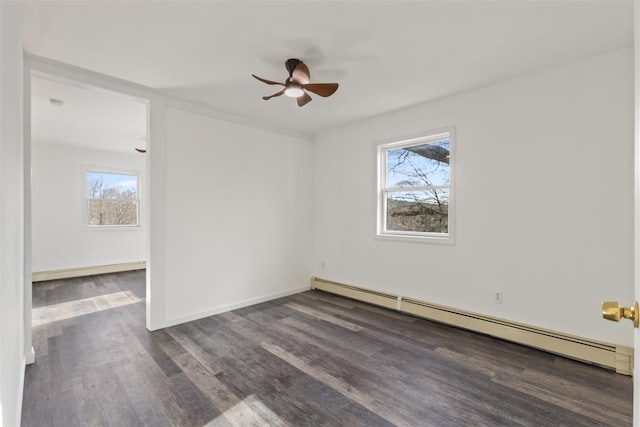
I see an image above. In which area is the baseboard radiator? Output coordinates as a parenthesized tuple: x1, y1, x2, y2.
(32, 261, 146, 282)
(310, 277, 633, 376)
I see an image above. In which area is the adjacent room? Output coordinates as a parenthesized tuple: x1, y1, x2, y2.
(30, 76, 148, 282)
(1, 1, 638, 426)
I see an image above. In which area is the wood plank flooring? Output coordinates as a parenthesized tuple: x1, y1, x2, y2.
(23, 271, 633, 426)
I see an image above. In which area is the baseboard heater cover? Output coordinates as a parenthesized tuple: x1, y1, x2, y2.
(310, 277, 633, 375)
(32, 261, 146, 282)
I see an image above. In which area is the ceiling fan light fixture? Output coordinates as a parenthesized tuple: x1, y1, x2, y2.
(284, 85, 304, 98)
(252, 59, 338, 107)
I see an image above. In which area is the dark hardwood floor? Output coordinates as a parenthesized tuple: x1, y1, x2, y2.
(23, 271, 632, 426)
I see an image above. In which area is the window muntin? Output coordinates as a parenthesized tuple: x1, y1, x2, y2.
(85, 169, 140, 228)
(378, 130, 453, 242)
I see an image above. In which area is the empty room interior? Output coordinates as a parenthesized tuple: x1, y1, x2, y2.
(2, 1, 640, 426)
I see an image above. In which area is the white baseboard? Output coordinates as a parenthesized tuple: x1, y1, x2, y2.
(32, 261, 146, 282)
(310, 276, 633, 376)
(162, 285, 310, 329)
(25, 346, 35, 365)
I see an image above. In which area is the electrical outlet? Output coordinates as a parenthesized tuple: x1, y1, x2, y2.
(493, 291, 503, 304)
(321, 261, 326, 270)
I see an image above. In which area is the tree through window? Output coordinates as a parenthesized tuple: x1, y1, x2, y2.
(377, 129, 454, 242)
(86, 169, 140, 228)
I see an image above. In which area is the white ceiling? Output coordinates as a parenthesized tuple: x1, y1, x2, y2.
(22, 1, 634, 149)
(31, 76, 147, 152)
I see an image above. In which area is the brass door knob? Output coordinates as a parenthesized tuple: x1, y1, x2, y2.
(602, 301, 639, 328)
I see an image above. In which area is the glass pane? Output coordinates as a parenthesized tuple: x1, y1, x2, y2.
(87, 171, 139, 226)
(87, 171, 138, 198)
(386, 189, 448, 233)
(88, 199, 138, 226)
(386, 139, 450, 188)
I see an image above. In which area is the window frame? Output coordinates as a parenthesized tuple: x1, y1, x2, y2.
(375, 127, 455, 244)
(82, 166, 143, 231)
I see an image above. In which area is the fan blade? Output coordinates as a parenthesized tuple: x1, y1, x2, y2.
(303, 83, 338, 97)
(297, 92, 312, 107)
(251, 74, 285, 86)
(135, 148, 146, 153)
(263, 89, 285, 100)
(291, 63, 310, 85)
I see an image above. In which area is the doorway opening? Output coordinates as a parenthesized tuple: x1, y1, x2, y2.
(26, 71, 150, 360)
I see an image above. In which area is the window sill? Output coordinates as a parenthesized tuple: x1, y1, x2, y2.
(375, 232, 454, 245)
(83, 225, 143, 232)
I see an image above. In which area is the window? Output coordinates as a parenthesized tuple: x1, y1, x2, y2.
(84, 168, 141, 229)
(377, 128, 454, 243)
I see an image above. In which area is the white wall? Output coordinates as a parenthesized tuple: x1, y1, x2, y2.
(164, 107, 312, 324)
(0, 2, 26, 426)
(313, 47, 634, 347)
(31, 142, 146, 272)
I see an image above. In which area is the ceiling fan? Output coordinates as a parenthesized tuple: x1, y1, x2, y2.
(252, 58, 338, 107)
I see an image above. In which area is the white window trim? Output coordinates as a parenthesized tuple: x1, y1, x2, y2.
(375, 127, 455, 245)
(82, 166, 143, 231)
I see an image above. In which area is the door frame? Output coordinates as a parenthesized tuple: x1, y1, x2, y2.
(22, 55, 166, 362)
(633, 3, 639, 425)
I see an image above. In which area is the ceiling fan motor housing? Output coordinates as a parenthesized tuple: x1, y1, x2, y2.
(285, 58, 303, 76)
